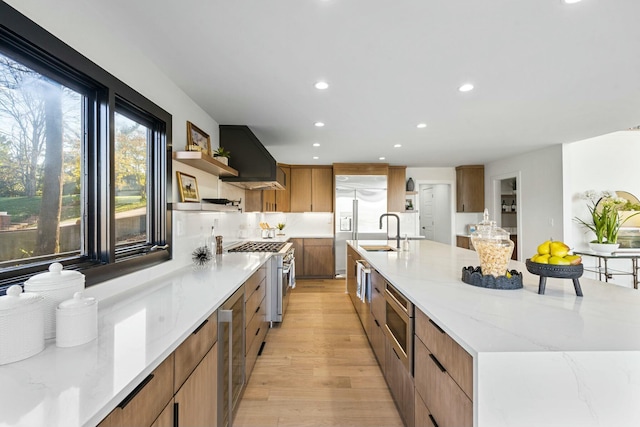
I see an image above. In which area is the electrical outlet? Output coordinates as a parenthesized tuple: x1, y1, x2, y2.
(549, 218, 554, 227)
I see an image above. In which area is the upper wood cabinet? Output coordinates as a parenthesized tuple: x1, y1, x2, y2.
(290, 166, 333, 212)
(455, 165, 484, 213)
(388, 166, 407, 212)
(276, 165, 291, 212)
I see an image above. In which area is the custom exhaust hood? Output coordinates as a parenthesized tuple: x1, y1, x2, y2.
(219, 125, 286, 190)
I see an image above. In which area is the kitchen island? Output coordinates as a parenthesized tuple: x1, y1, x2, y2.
(349, 239, 640, 427)
(0, 252, 271, 427)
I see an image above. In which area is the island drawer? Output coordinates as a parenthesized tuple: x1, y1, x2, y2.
(414, 337, 472, 427)
(371, 269, 386, 323)
(174, 311, 217, 392)
(246, 298, 266, 356)
(415, 309, 473, 399)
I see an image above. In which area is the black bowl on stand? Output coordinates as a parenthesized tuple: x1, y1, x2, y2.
(525, 259, 584, 296)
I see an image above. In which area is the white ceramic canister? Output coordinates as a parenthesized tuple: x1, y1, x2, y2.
(56, 292, 97, 347)
(0, 285, 45, 365)
(24, 262, 85, 339)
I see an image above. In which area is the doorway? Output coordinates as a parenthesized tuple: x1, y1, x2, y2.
(419, 184, 452, 245)
(494, 175, 520, 260)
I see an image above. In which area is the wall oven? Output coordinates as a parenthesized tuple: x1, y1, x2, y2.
(384, 282, 414, 373)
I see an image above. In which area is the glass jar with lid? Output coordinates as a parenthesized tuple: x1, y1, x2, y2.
(471, 209, 514, 277)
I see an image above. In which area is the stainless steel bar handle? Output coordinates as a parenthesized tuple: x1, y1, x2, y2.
(352, 199, 359, 240)
(219, 309, 233, 427)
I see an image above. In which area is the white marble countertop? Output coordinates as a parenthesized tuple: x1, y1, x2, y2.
(350, 239, 640, 355)
(350, 239, 640, 427)
(0, 252, 271, 427)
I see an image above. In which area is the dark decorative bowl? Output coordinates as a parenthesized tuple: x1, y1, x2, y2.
(461, 266, 523, 290)
(525, 259, 584, 296)
(525, 259, 583, 278)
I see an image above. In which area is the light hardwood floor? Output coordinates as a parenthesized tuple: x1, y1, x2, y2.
(234, 278, 404, 427)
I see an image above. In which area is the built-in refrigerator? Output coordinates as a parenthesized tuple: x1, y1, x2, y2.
(335, 175, 388, 275)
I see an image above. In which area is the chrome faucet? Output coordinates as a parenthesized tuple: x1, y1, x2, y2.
(379, 213, 400, 249)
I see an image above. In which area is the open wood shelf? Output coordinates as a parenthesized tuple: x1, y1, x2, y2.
(170, 202, 240, 212)
(173, 151, 238, 177)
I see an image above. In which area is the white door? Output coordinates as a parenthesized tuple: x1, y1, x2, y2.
(421, 186, 435, 240)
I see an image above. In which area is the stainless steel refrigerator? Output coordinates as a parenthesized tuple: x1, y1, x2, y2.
(335, 175, 388, 275)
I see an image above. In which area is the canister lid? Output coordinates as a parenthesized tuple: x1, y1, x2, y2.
(58, 292, 96, 310)
(0, 285, 44, 311)
(24, 263, 85, 290)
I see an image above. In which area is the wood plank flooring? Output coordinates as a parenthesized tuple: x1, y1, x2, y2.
(234, 279, 404, 427)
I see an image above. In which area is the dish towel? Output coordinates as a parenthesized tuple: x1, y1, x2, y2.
(360, 267, 369, 303)
(289, 259, 296, 289)
(356, 261, 363, 300)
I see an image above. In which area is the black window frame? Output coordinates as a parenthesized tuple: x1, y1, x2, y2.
(0, 2, 172, 291)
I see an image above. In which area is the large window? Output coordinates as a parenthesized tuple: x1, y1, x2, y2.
(0, 3, 172, 291)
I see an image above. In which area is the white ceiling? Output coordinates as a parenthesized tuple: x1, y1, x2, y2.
(65, 1, 640, 166)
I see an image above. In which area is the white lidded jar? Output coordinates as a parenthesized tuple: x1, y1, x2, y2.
(56, 292, 98, 347)
(24, 262, 85, 339)
(0, 285, 45, 365)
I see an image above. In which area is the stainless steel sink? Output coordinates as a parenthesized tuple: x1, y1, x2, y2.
(361, 245, 398, 252)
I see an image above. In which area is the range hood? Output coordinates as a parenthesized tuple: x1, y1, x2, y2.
(219, 125, 286, 190)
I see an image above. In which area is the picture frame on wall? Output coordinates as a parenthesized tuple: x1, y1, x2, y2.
(176, 171, 200, 202)
(186, 121, 211, 154)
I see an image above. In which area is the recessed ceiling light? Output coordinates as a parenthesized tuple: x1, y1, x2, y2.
(458, 83, 474, 92)
(314, 81, 329, 90)
(314, 122, 325, 127)
(313, 143, 320, 147)
(379, 157, 386, 160)
(417, 123, 427, 129)
(313, 156, 319, 160)
(394, 144, 402, 148)
(563, 0, 582, 3)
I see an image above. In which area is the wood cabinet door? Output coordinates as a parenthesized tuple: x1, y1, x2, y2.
(456, 165, 484, 212)
(456, 235, 470, 249)
(346, 244, 358, 306)
(290, 168, 312, 212)
(174, 311, 217, 393)
(151, 399, 174, 427)
(244, 190, 262, 212)
(368, 314, 386, 374)
(303, 239, 334, 277)
(290, 238, 304, 278)
(174, 343, 218, 427)
(276, 165, 290, 212)
(311, 167, 333, 212)
(388, 166, 406, 212)
(262, 190, 276, 212)
(98, 354, 174, 427)
(384, 338, 415, 427)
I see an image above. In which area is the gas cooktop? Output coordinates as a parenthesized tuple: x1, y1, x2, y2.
(228, 241, 287, 253)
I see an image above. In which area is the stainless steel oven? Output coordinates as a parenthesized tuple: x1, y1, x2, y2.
(384, 282, 414, 373)
(228, 241, 294, 325)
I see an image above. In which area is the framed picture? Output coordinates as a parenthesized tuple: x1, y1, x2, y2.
(176, 171, 200, 202)
(186, 121, 211, 154)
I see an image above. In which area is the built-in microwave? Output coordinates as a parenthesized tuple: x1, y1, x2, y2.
(384, 282, 414, 373)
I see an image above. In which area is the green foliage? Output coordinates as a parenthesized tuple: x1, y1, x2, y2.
(213, 146, 231, 158)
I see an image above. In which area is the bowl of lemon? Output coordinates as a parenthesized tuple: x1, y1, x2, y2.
(526, 240, 583, 296)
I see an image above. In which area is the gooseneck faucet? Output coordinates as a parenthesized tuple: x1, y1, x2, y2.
(379, 213, 401, 249)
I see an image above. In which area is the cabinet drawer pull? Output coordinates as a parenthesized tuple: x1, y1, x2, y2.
(428, 414, 439, 427)
(255, 305, 261, 314)
(118, 373, 154, 409)
(255, 327, 260, 336)
(375, 287, 381, 294)
(255, 284, 261, 291)
(428, 318, 445, 334)
(429, 353, 446, 373)
(174, 402, 179, 427)
(192, 319, 209, 335)
(392, 347, 400, 360)
(374, 318, 380, 327)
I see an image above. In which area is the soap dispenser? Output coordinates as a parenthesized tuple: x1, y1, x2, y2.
(402, 234, 410, 251)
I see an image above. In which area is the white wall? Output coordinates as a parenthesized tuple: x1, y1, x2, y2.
(485, 145, 564, 260)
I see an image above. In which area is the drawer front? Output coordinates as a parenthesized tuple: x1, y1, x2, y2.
(371, 270, 386, 323)
(246, 298, 266, 355)
(244, 266, 266, 301)
(415, 392, 434, 427)
(99, 353, 174, 427)
(415, 338, 472, 427)
(174, 311, 217, 392)
(368, 313, 386, 373)
(304, 238, 332, 246)
(245, 276, 266, 327)
(415, 309, 473, 399)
